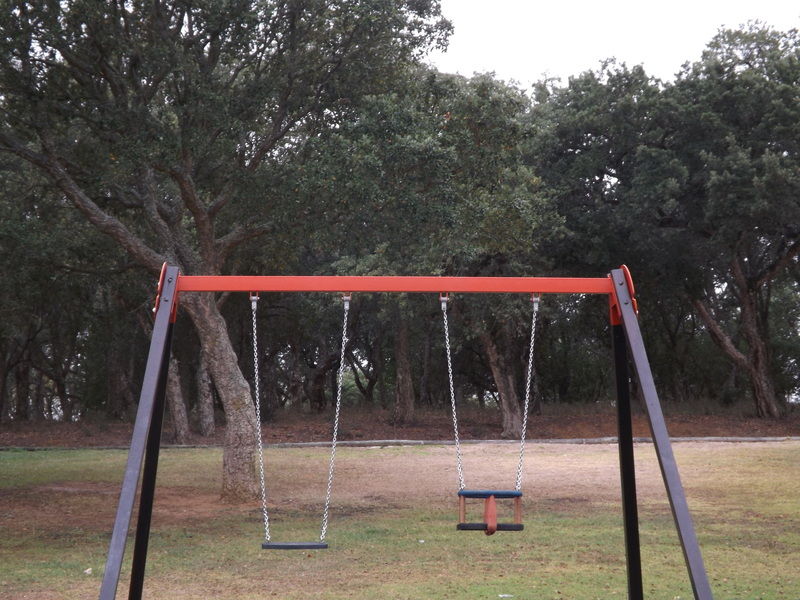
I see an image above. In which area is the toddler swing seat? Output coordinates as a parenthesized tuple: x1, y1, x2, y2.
(441, 293, 540, 536)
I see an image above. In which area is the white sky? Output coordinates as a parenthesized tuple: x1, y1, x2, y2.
(427, 0, 800, 88)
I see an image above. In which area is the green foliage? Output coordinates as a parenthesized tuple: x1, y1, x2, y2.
(0, 0, 453, 421)
(0, 0, 452, 279)
(0, 156, 144, 420)
(529, 24, 800, 410)
(1, 13, 799, 423)
(664, 25, 800, 264)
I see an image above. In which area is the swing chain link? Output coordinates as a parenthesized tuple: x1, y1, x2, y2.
(515, 294, 540, 492)
(441, 294, 466, 490)
(250, 293, 271, 542)
(320, 294, 350, 542)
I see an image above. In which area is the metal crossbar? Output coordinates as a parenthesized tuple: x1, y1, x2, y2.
(176, 275, 613, 294)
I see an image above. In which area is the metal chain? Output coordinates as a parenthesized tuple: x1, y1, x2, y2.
(320, 294, 350, 542)
(441, 295, 465, 490)
(250, 294, 271, 542)
(515, 294, 540, 491)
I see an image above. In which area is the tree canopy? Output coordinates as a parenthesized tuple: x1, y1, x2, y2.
(1, 12, 799, 498)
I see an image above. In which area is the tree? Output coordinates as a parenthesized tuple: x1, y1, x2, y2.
(282, 67, 459, 424)
(0, 0, 450, 499)
(436, 74, 561, 436)
(0, 152, 149, 423)
(529, 25, 800, 417)
(528, 64, 694, 408)
(656, 25, 800, 417)
(299, 70, 558, 435)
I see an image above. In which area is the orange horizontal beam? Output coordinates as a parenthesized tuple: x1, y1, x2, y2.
(175, 275, 614, 295)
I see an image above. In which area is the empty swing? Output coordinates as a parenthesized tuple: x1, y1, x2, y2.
(250, 292, 351, 550)
(440, 293, 540, 535)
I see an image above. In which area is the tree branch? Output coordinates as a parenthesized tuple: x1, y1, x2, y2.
(208, 180, 234, 218)
(155, 165, 217, 270)
(215, 223, 273, 264)
(0, 131, 166, 273)
(139, 169, 200, 274)
(755, 237, 800, 288)
(691, 297, 751, 373)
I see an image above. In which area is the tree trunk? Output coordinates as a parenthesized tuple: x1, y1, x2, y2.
(286, 348, 305, 407)
(0, 364, 8, 423)
(304, 347, 339, 412)
(418, 325, 432, 407)
(377, 343, 388, 409)
(166, 356, 190, 444)
(735, 272, 782, 418)
(692, 291, 782, 418)
(31, 369, 45, 422)
(529, 360, 542, 416)
(53, 377, 70, 422)
(749, 366, 780, 418)
(692, 256, 783, 418)
(308, 367, 329, 412)
(392, 318, 415, 424)
(14, 364, 30, 421)
(348, 352, 378, 405)
(181, 293, 259, 501)
(196, 355, 216, 436)
(739, 308, 781, 418)
(481, 331, 522, 438)
(106, 342, 136, 421)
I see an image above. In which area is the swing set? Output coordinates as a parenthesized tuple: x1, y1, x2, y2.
(98, 265, 715, 600)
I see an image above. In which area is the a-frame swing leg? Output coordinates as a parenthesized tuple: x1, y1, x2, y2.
(99, 266, 179, 600)
(611, 268, 714, 600)
(612, 323, 643, 600)
(127, 321, 173, 600)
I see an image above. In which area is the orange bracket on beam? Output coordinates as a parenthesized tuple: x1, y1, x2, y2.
(609, 265, 638, 325)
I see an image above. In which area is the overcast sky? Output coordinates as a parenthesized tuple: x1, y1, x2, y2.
(426, 1, 800, 88)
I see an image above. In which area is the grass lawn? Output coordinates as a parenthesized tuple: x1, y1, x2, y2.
(1, 441, 798, 599)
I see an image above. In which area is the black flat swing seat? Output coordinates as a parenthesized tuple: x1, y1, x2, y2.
(457, 489, 524, 535)
(262, 541, 328, 550)
(458, 489, 522, 499)
(456, 522, 524, 531)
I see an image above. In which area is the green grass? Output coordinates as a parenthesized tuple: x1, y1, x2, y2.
(1, 442, 799, 599)
(0, 448, 128, 488)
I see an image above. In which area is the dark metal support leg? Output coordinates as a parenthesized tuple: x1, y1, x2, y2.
(127, 323, 173, 600)
(99, 267, 180, 600)
(611, 269, 714, 600)
(613, 324, 643, 600)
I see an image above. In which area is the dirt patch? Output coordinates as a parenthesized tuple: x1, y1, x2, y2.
(10, 440, 795, 538)
(2, 408, 798, 449)
(2, 482, 249, 535)
(0, 483, 118, 536)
